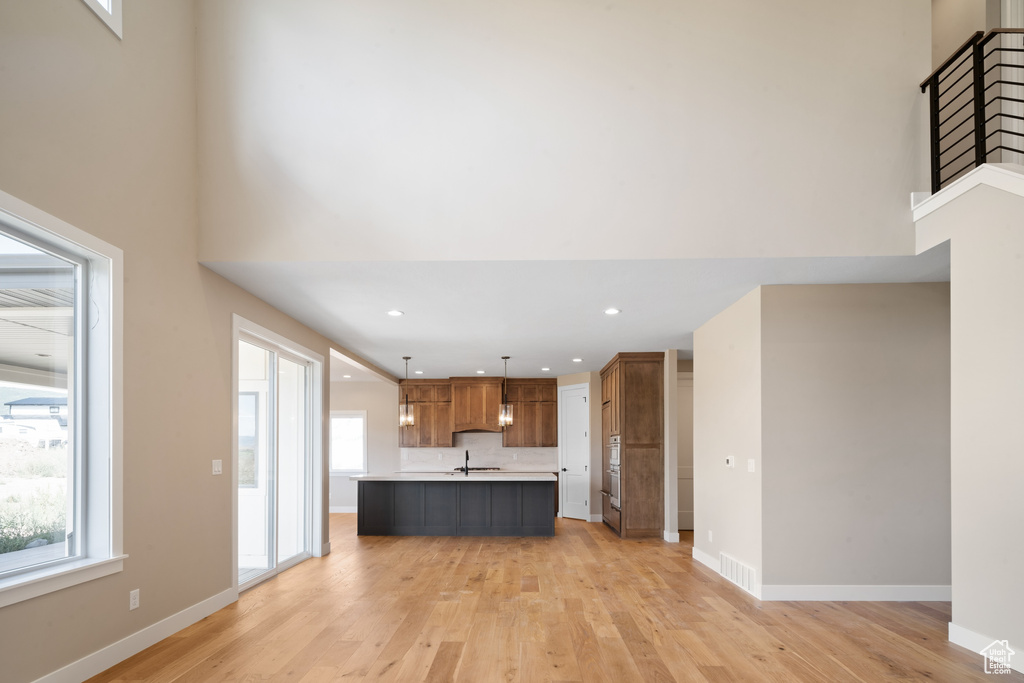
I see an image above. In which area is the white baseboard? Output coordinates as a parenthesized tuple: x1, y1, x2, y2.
(760, 584, 952, 601)
(691, 546, 717, 570)
(329, 506, 357, 513)
(321, 541, 331, 556)
(663, 530, 680, 543)
(590, 515, 603, 523)
(949, 623, 1024, 674)
(37, 587, 237, 683)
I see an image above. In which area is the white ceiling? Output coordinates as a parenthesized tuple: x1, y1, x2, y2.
(205, 242, 950, 380)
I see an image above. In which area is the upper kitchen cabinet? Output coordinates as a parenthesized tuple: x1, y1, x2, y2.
(502, 379, 558, 448)
(398, 380, 453, 448)
(451, 378, 503, 432)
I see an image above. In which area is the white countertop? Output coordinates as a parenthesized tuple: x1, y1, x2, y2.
(349, 471, 557, 482)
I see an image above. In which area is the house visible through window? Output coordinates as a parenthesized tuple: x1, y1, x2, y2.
(331, 412, 366, 473)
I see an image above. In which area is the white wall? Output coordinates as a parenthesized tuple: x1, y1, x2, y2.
(329, 381, 399, 510)
(197, 0, 929, 263)
(693, 289, 763, 589)
(663, 349, 679, 540)
(677, 373, 694, 531)
(760, 284, 951, 590)
(916, 174, 1024, 665)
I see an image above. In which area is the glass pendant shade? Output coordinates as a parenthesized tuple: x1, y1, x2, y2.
(499, 402, 513, 427)
(399, 356, 414, 427)
(498, 356, 513, 427)
(399, 401, 415, 427)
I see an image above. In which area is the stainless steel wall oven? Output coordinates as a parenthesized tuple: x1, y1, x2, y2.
(608, 435, 621, 509)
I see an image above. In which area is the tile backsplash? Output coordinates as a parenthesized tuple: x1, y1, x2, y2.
(400, 432, 557, 472)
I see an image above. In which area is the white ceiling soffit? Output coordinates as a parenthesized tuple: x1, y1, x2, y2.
(329, 348, 394, 384)
(203, 244, 950, 379)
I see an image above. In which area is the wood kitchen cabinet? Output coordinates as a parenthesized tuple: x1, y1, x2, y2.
(502, 378, 558, 448)
(600, 353, 663, 538)
(399, 380, 453, 448)
(451, 378, 503, 432)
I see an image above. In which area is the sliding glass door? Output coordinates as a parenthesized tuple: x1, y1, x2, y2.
(237, 338, 312, 589)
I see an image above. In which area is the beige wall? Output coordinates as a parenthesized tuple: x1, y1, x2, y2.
(693, 288, 763, 586)
(925, 182, 1024, 655)
(197, 0, 929, 263)
(932, 0, 989, 67)
(329, 381, 400, 510)
(0, 4, 338, 681)
(695, 284, 952, 597)
(760, 284, 951, 587)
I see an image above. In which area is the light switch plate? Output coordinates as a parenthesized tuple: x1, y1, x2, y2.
(747, 459, 756, 473)
(725, 456, 734, 468)
(212, 459, 222, 475)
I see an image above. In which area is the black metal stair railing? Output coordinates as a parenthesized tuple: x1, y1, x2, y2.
(921, 29, 1024, 192)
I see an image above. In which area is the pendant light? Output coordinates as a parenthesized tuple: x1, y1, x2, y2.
(498, 356, 513, 428)
(399, 356, 415, 427)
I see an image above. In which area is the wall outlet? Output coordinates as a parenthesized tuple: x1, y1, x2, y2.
(513, 453, 517, 460)
(708, 530, 713, 542)
(438, 452, 443, 460)
(212, 459, 222, 475)
(725, 456, 734, 468)
(129, 589, 140, 611)
(747, 459, 756, 473)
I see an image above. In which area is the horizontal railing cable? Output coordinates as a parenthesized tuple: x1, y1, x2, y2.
(922, 29, 1024, 191)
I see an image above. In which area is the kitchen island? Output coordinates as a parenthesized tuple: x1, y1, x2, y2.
(349, 472, 556, 537)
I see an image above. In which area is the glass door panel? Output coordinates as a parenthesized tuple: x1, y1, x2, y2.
(276, 356, 307, 566)
(238, 341, 273, 585)
(237, 340, 311, 588)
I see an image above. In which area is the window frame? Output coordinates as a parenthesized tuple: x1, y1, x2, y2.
(80, 0, 123, 39)
(330, 410, 367, 474)
(0, 189, 124, 608)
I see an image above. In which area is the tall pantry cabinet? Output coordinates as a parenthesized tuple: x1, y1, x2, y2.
(600, 352, 664, 538)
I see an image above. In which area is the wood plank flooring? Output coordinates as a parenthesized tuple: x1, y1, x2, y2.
(88, 515, 1021, 682)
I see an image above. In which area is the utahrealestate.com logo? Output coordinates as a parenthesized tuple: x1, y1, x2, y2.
(982, 640, 1015, 675)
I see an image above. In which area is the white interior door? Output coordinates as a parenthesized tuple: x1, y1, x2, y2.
(559, 384, 590, 520)
(677, 374, 694, 530)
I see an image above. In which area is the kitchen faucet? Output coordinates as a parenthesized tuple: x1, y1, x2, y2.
(463, 450, 469, 476)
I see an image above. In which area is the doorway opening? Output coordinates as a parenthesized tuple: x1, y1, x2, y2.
(234, 318, 323, 591)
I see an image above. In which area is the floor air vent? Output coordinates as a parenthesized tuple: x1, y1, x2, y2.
(719, 552, 756, 594)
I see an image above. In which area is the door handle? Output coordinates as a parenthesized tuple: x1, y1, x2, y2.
(561, 467, 567, 472)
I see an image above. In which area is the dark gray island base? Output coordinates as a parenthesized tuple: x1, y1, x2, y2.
(357, 480, 555, 536)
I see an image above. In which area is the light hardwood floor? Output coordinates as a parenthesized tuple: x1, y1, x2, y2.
(89, 515, 1020, 682)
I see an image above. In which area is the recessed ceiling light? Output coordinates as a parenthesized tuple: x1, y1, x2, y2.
(387, 310, 404, 317)
(476, 370, 485, 374)
(414, 370, 423, 375)
(604, 308, 621, 315)
(343, 375, 351, 379)
(36, 353, 51, 358)
(572, 358, 583, 363)
(541, 367, 550, 372)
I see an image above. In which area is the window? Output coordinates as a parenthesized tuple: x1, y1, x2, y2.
(330, 412, 366, 473)
(80, 0, 122, 39)
(0, 190, 122, 608)
(237, 392, 259, 488)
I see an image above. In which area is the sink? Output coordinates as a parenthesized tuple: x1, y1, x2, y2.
(452, 467, 501, 472)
